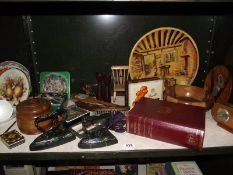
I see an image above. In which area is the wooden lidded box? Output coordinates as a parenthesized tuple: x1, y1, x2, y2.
(16, 98, 52, 135)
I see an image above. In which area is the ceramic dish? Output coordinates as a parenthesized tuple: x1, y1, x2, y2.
(0, 61, 30, 75)
(0, 61, 31, 92)
(0, 61, 31, 79)
(0, 100, 14, 122)
(0, 68, 30, 105)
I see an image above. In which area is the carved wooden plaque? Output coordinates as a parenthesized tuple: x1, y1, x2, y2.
(129, 27, 199, 85)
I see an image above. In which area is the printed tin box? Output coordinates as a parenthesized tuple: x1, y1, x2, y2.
(40, 71, 70, 110)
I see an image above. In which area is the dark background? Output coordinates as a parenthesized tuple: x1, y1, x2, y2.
(0, 3, 233, 101)
(0, 2, 233, 174)
(31, 15, 212, 91)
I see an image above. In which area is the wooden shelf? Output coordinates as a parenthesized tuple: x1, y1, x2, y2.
(0, 110, 233, 166)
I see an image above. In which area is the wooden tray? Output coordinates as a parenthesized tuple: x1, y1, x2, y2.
(129, 27, 199, 85)
(73, 95, 129, 115)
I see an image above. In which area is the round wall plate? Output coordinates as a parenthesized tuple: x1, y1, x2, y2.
(0, 61, 32, 94)
(129, 27, 199, 85)
(0, 68, 30, 105)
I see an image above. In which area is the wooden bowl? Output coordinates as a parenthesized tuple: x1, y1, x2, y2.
(16, 98, 52, 135)
(164, 84, 214, 109)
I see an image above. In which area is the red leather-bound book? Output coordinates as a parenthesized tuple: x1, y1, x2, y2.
(127, 97, 205, 151)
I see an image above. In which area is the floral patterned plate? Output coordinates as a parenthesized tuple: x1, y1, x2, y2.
(0, 68, 30, 105)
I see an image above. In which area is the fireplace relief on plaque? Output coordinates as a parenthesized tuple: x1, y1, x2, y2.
(129, 27, 199, 85)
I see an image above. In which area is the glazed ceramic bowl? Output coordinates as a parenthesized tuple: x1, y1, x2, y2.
(0, 100, 14, 122)
(164, 84, 214, 110)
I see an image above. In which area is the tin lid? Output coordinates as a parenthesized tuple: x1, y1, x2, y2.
(16, 98, 51, 115)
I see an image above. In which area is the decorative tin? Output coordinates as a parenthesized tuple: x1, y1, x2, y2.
(129, 27, 199, 85)
(0, 129, 25, 149)
(40, 71, 70, 110)
(39, 92, 67, 111)
(40, 71, 70, 99)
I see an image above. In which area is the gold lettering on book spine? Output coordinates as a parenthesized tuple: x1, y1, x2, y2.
(186, 133, 199, 146)
(157, 106, 172, 114)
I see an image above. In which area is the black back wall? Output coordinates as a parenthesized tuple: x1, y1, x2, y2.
(0, 16, 30, 66)
(30, 15, 213, 93)
(0, 15, 233, 99)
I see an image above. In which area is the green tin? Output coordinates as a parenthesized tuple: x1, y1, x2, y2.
(40, 71, 70, 111)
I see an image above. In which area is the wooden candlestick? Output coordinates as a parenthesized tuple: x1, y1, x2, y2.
(96, 72, 103, 100)
(104, 73, 111, 102)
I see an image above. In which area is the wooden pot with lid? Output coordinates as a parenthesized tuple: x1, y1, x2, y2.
(16, 98, 52, 135)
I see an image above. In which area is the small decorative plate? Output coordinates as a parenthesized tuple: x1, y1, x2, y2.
(0, 61, 32, 93)
(0, 61, 30, 76)
(129, 27, 199, 85)
(0, 68, 30, 105)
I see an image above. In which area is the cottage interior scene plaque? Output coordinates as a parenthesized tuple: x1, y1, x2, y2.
(129, 27, 199, 85)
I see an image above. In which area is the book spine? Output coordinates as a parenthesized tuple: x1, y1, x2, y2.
(145, 117, 153, 138)
(127, 115, 204, 151)
(127, 114, 137, 134)
(165, 162, 176, 175)
(137, 116, 143, 136)
(127, 115, 144, 136)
